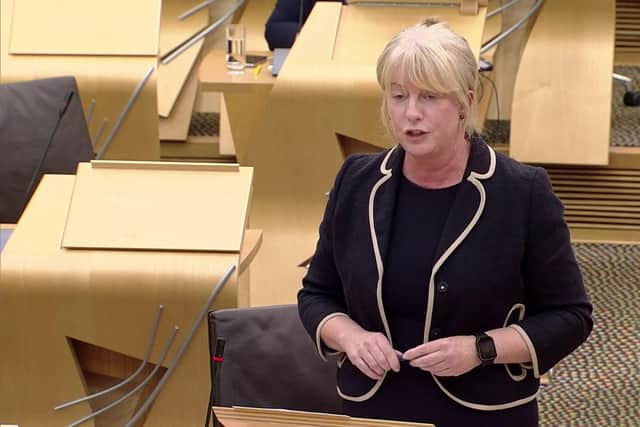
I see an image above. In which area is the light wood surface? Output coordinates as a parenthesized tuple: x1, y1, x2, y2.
(1, 0, 161, 161)
(158, 40, 204, 118)
(219, 93, 236, 155)
(157, 0, 210, 117)
(159, 0, 210, 57)
(510, 0, 615, 165)
(199, 49, 275, 161)
(241, 2, 486, 305)
(214, 406, 434, 426)
(61, 161, 252, 252)
(159, 57, 201, 140)
(0, 171, 256, 426)
(9, 0, 161, 56)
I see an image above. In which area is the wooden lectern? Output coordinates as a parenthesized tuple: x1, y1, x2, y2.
(0, 162, 260, 426)
(213, 406, 435, 426)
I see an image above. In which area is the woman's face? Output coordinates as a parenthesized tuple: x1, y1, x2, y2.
(386, 74, 465, 159)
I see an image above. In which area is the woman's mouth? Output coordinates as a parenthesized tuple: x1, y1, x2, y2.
(404, 129, 428, 138)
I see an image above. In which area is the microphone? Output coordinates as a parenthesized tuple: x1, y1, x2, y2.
(21, 89, 75, 214)
(205, 337, 226, 427)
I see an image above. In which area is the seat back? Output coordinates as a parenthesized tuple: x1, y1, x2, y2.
(0, 76, 93, 223)
(207, 304, 340, 413)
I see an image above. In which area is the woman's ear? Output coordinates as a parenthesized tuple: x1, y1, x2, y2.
(466, 89, 475, 107)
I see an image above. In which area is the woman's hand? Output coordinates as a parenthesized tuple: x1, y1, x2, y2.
(402, 336, 480, 377)
(342, 330, 400, 380)
(319, 315, 400, 380)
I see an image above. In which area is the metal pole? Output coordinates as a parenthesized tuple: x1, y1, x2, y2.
(178, 0, 218, 20)
(161, 0, 246, 65)
(124, 264, 237, 427)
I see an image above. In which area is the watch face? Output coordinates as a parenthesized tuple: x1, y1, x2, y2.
(478, 336, 497, 359)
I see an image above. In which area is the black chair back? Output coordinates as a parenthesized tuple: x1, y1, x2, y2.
(207, 304, 340, 414)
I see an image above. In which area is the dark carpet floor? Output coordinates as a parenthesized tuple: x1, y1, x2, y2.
(538, 243, 640, 427)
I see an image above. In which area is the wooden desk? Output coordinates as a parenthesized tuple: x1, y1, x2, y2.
(0, 0, 160, 160)
(199, 49, 276, 161)
(0, 170, 260, 426)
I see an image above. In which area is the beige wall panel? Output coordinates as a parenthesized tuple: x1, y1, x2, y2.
(1, 0, 160, 160)
(510, 0, 615, 165)
(242, 3, 486, 305)
(0, 175, 243, 426)
(9, 0, 161, 55)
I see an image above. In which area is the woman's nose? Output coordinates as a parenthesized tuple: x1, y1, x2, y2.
(406, 98, 422, 121)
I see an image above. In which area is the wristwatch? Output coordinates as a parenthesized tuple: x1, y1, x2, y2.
(475, 333, 497, 366)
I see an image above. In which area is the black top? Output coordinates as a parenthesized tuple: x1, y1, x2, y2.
(382, 173, 457, 352)
(342, 173, 538, 427)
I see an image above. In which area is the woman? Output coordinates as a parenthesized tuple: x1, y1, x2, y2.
(297, 20, 593, 426)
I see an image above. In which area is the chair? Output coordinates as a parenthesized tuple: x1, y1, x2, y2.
(0, 76, 93, 223)
(207, 304, 340, 414)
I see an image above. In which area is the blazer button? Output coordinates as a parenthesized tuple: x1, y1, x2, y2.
(437, 281, 448, 293)
(430, 328, 441, 340)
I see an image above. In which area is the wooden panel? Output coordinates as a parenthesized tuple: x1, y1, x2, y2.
(616, 0, 640, 53)
(510, 0, 615, 165)
(159, 0, 209, 57)
(214, 406, 434, 426)
(159, 59, 201, 140)
(543, 164, 640, 232)
(62, 162, 252, 252)
(157, 39, 204, 117)
(1, 0, 160, 161)
(0, 175, 242, 426)
(157, 0, 209, 117)
(9, 0, 161, 55)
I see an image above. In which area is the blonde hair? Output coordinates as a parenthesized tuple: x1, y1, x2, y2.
(376, 20, 479, 137)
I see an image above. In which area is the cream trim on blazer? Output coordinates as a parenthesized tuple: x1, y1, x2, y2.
(336, 145, 398, 403)
(338, 144, 540, 410)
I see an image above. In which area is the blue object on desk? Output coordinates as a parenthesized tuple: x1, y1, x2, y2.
(1, 228, 14, 252)
(271, 48, 290, 76)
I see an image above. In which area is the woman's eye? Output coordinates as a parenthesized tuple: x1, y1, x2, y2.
(392, 93, 405, 100)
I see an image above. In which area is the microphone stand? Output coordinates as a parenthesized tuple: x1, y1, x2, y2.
(206, 337, 226, 427)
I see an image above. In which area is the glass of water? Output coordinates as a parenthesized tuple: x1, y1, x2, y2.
(226, 24, 246, 71)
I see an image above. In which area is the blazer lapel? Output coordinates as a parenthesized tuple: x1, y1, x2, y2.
(433, 138, 495, 267)
(370, 146, 403, 270)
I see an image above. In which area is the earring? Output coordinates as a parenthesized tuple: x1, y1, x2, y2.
(459, 113, 465, 120)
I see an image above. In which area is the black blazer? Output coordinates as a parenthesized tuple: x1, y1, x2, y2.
(264, 0, 343, 50)
(298, 137, 593, 410)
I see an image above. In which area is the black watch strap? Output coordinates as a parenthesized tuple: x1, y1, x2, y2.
(475, 333, 497, 367)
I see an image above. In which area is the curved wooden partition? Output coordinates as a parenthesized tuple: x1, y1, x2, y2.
(0, 0, 160, 160)
(510, 0, 616, 166)
(0, 164, 258, 426)
(244, 3, 486, 305)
